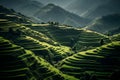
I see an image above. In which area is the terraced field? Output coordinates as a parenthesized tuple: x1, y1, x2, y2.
(0, 14, 73, 64)
(73, 30, 110, 52)
(1, 5, 119, 80)
(59, 42, 120, 80)
(112, 33, 120, 41)
(0, 37, 36, 80)
(13, 36, 73, 64)
(0, 37, 78, 80)
(29, 25, 110, 51)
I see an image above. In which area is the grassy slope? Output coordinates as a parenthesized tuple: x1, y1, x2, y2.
(112, 33, 120, 41)
(0, 36, 78, 80)
(0, 16, 73, 63)
(29, 24, 110, 52)
(59, 41, 120, 80)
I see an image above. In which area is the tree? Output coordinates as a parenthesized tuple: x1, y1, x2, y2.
(15, 29, 22, 36)
(8, 27, 14, 34)
(100, 38, 104, 45)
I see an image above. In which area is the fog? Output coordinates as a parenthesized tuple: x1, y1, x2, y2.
(35, 0, 75, 8)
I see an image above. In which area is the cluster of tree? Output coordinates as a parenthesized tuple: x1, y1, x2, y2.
(48, 21, 59, 25)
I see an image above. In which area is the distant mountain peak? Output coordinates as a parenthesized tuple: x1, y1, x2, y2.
(34, 4, 90, 27)
(46, 3, 55, 7)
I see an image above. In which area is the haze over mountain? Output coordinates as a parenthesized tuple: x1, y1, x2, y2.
(34, 4, 90, 27)
(36, 0, 74, 8)
(0, 0, 90, 27)
(85, 14, 120, 35)
(65, 0, 110, 17)
(84, 0, 120, 19)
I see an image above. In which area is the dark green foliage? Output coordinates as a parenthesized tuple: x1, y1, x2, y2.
(99, 38, 104, 45)
(29, 25, 109, 52)
(0, 4, 120, 80)
(59, 41, 120, 80)
(0, 37, 78, 80)
(53, 55, 63, 62)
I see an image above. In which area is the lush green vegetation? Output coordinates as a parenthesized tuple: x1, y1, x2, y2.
(59, 41, 120, 80)
(0, 37, 78, 80)
(0, 5, 120, 80)
(29, 24, 110, 52)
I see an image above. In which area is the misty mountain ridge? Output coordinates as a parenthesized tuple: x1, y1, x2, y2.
(34, 3, 90, 27)
(65, 0, 110, 17)
(84, 0, 120, 19)
(85, 13, 120, 35)
(0, 0, 90, 27)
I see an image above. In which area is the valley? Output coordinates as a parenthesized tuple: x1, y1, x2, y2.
(0, 0, 120, 80)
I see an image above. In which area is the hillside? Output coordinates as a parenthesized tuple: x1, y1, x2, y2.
(0, 36, 78, 80)
(85, 14, 120, 35)
(0, 3, 120, 80)
(34, 4, 90, 27)
(29, 24, 110, 52)
(0, 6, 76, 64)
(59, 41, 120, 80)
(112, 33, 120, 41)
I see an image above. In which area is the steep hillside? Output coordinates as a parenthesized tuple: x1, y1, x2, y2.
(0, 18, 73, 64)
(34, 4, 90, 27)
(29, 24, 110, 52)
(0, 5, 74, 63)
(59, 41, 120, 80)
(0, 36, 78, 80)
(0, 5, 32, 24)
(85, 14, 120, 35)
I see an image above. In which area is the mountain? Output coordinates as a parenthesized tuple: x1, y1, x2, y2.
(34, 4, 90, 27)
(0, 0, 90, 27)
(36, 0, 74, 7)
(0, 5, 33, 24)
(0, 4, 120, 80)
(65, 0, 110, 17)
(0, 0, 44, 16)
(85, 14, 120, 35)
(84, 0, 120, 19)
